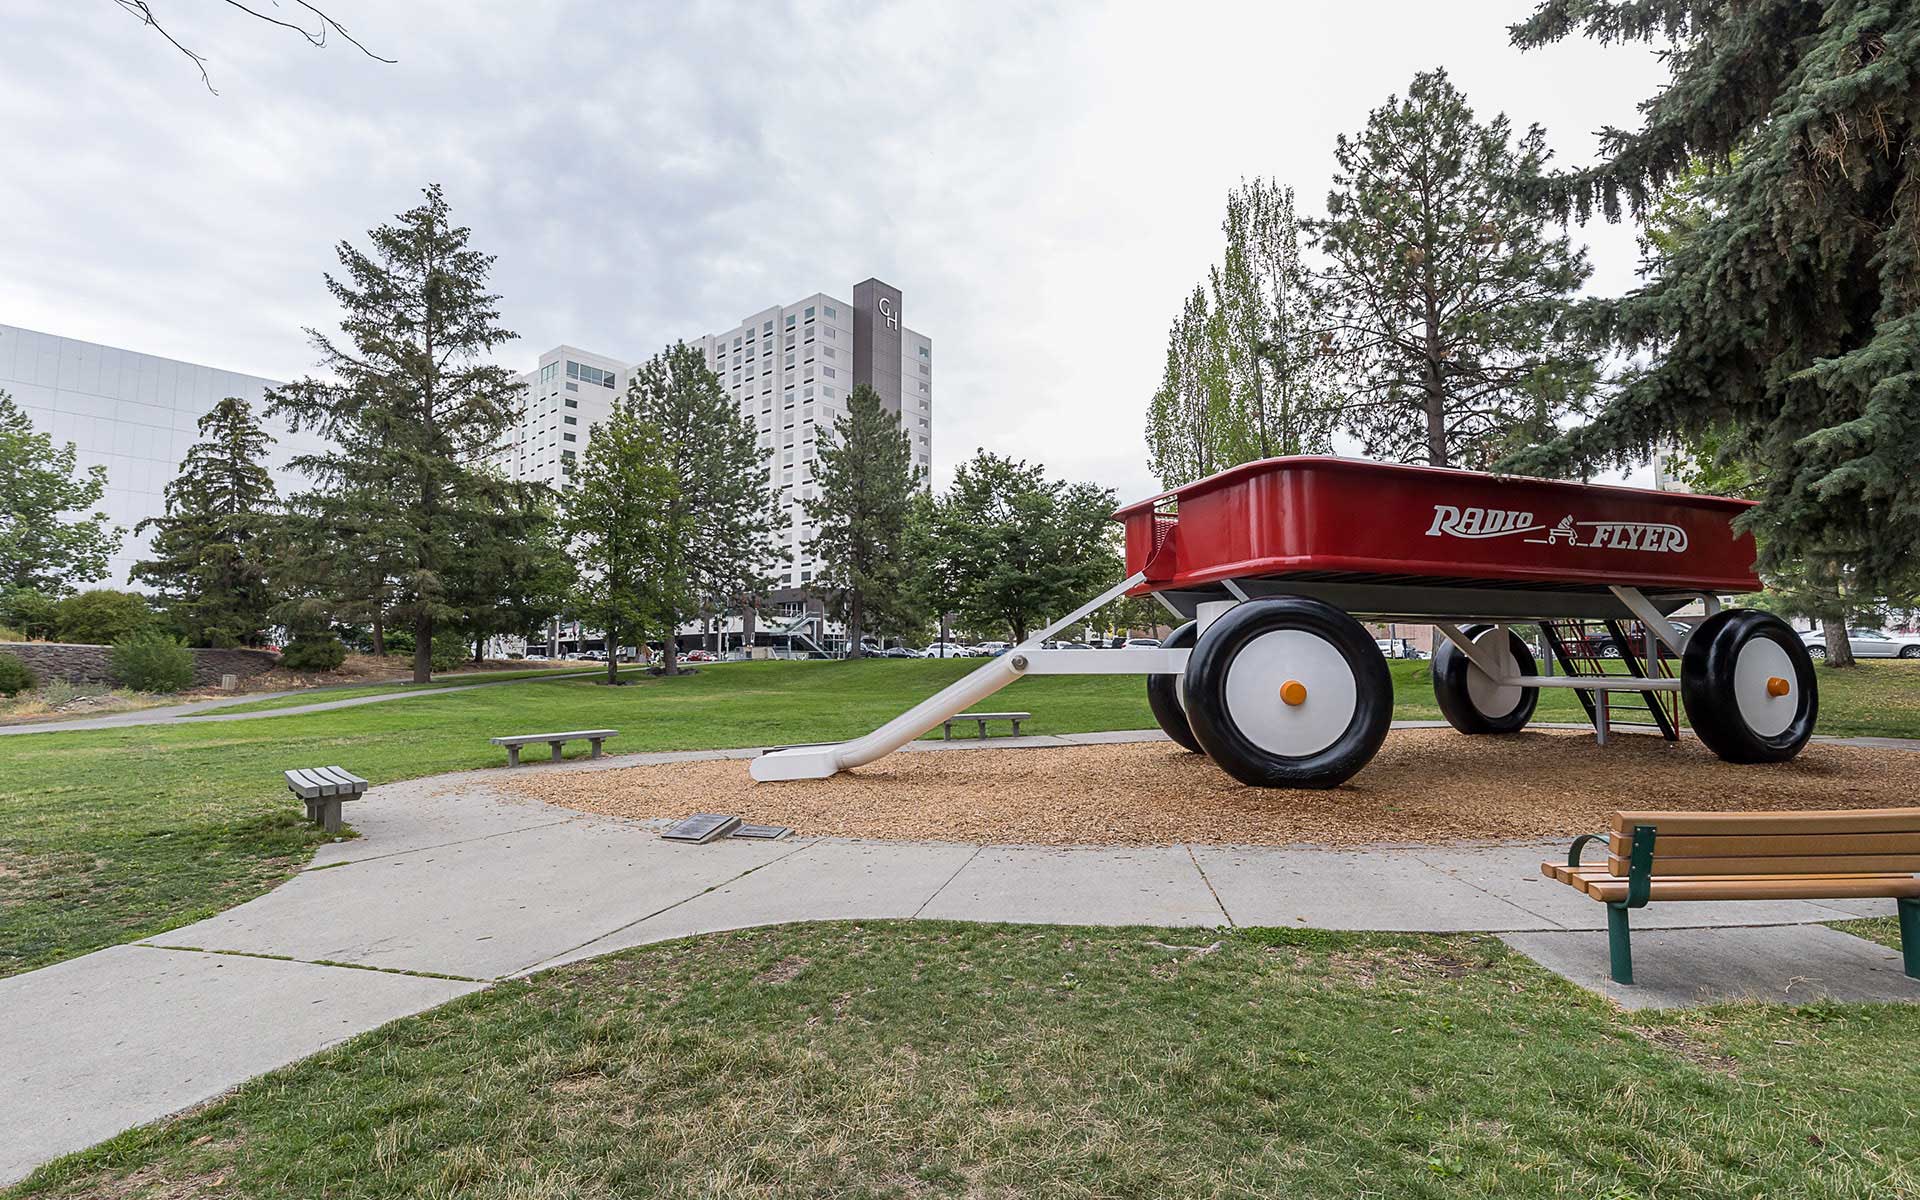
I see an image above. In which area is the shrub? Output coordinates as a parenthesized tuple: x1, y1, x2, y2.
(0, 588, 60, 640)
(431, 632, 469, 672)
(109, 631, 194, 693)
(281, 635, 348, 672)
(56, 590, 153, 645)
(0, 652, 35, 696)
(382, 628, 415, 656)
(0, 625, 22, 642)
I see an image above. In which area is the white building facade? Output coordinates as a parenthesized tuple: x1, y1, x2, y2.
(0, 323, 327, 586)
(490, 344, 626, 488)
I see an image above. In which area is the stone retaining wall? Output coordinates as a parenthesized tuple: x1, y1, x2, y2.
(0, 643, 280, 689)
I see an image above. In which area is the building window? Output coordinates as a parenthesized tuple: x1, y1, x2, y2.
(540, 362, 559, 383)
(920, 364, 931, 376)
(563, 433, 577, 442)
(804, 305, 815, 319)
(564, 416, 577, 426)
(824, 305, 836, 318)
(919, 345, 930, 358)
(565, 398, 577, 408)
(823, 366, 835, 379)
(824, 327, 836, 340)
(565, 382, 578, 392)
(763, 320, 773, 335)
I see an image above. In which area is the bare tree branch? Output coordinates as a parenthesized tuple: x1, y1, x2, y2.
(112, 0, 393, 94)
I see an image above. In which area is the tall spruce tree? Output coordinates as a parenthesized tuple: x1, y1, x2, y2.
(268, 184, 526, 682)
(560, 396, 677, 685)
(1308, 69, 1597, 469)
(803, 384, 921, 656)
(929, 452, 1119, 645)
(131, 396, 279, 646)
(0, 388, 124, 593)
(1500, 0, 1920, 624)
(1145, 181, 1336, 489)
(625, 341, 784, 674)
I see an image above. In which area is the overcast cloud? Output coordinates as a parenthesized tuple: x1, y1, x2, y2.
(3, 1, 1668, 503)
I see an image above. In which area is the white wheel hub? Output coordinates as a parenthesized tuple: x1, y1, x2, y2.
(1463, 629, 1523, 718)
(1732, 637, 1797, 738)
(1222, 629, 1358, 758)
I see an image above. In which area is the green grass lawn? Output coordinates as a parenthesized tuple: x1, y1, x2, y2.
(201, 664, 617, 714)
(2, 658, 1916, 978)
(15, 922, 1919, 1198)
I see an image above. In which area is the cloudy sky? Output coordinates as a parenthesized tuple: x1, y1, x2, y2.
(5, 1, 1668, 503)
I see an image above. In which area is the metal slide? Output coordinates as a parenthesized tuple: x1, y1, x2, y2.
(750, 572, 1151, 781)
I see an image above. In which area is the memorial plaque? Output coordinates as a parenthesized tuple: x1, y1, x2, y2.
(662, 813, 742, 844)
(731, 823, 791, 840)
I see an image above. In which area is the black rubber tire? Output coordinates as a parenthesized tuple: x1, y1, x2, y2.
(1431, 624, 1540, 735)
(1807, 643, 1827, 661)
(1146, 620, 1203, 754)
(1680, 609, 1818, 763)
(1182, 597, 1392, 789)
(1901, 645, 1919, 659)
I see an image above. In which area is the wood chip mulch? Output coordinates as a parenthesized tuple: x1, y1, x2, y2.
(504, 729, 1920, 847)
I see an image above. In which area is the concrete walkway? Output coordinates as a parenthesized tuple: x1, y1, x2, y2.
(4, 733, 1916, 1183)
(0, 666, 606, 736)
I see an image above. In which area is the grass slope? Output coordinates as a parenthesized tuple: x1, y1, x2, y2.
(1, 659, 1915, 978)
(15, 923, 1920, 1198)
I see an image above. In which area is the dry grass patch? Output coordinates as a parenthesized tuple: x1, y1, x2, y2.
(508, 729, 1920, 846)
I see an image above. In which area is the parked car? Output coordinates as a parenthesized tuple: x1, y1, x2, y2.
(1123, 637, 1161, 649)
(684, 649, 715, 662)
(922, 641, 971, 658)
(1565, 621, 1693, 660)
(878, 646, 917, 658)
(578, 649, 607, 661)
(1802, 627, 1920, 659)
(975, 641, 1010, 656)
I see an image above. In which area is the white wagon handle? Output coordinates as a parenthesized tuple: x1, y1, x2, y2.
(751, 572, 1151, 782)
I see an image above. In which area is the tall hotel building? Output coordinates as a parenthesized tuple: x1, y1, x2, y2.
(696, 278, 933, 592)
(494, 344, 627, 486)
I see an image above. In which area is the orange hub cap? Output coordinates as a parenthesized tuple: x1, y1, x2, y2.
(1766, 676, 1791, 698)
(1280, 679, 1308, 706)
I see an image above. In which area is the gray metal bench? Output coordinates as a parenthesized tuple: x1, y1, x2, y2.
(284, 766, 368, 833)
(490, 728, 618, 766)
(941, 711, 1031, 740)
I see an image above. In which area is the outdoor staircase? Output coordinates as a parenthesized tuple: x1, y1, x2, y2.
(1538, 619, 1680, 741)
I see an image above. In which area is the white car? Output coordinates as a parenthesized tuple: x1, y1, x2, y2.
(1123, 637, 1162, 648)
(1801, 627, 1920, 659)
(974, 641, 1011, 656)
(922, 642, 972, 658)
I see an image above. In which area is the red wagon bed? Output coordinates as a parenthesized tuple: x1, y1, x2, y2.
(1114, 457, 1759, 622)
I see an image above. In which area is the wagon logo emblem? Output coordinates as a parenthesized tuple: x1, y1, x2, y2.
(1424, 505, 1687, 554)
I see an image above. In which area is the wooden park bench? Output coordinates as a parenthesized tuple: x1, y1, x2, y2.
(490, 728, 617, 767)
(1545, 808, 1920, 984)
(941, 711, 1031, 740)
(284, 766, 368, 833)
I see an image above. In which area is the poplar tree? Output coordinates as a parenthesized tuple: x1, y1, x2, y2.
(1500, 0, 1920, 610)
(1145, 181, 1336, 489)
(0, 388, 123, 593)
(624, 341, 783, 674)
(561, 397, 677, 685)
(131, 396, 279, 646)
(268, 184, 526, 682)
(1309, 69, 1597, 469)
(803, 384, 921, 656)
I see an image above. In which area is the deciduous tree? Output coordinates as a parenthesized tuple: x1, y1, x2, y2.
(930, 453, 1119, 645)
(561, 396, 677, 686)
(0, 389, 124, 593)
(624, 341, 784, 674)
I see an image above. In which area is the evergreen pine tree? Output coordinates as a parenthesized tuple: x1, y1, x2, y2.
(1308, 69, 1598, 468)
(624, 341, 784, 674)
(1501, 0, 1920, 614)
(131, 396, 279, 646)
(803, 384, 921, 656)
(267, 184, 526, 682)
(0, 388, 124, 593)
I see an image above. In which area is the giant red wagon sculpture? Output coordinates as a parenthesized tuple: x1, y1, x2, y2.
(753, 457, 1818, 788)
